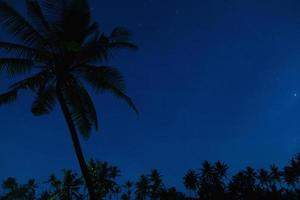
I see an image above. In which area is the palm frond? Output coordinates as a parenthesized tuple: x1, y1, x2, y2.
(76, 31, 137, 64)
(109, 27, 138, 50)
(31, 86, 56, 116)
(108, 41, 138, 50)
(52, 0, 92, 44)
(110, 27, 132, 41)
(81, 65, 138, 113)
(26, 0, 51, 36)
(79, 65, 125, 91)
(0, 70, 53, 106)
(74, 34, 109, 64)
(85, 22, 99, 40)
(40, 0, 65, 23)
(0, 41, 44, 59)
(9, 70, 53, 91)
(0, 0, 45, 46)
(61, 76, 98, 138)
(111, 88, 138, 114)
(0, 89, 18, 105)
(67, 0, 90, 23)
(0, 58, 33, 75)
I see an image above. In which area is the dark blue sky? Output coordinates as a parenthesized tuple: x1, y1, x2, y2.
(2, 0, 300, 188)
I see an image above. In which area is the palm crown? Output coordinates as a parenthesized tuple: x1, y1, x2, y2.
(0, 0, 138, 138)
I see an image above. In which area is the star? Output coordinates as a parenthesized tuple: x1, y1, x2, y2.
(293, 93, 297, 97)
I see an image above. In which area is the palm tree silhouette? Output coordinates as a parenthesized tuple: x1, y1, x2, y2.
(214, 161, 228, 180)
(0, 0, 137, 199)
(148, 169, 164, 200)
(257, 169, 270, 191)
(120, 181, 133, 200)
(47, 170, 84, 200)
(284, 162, 298, 190)
(183, 170, 198, 198)
(135, 175, 149, 200)
(198, 161, 216, 200)
(1, 177, 37, 199)
(269, 165, 282, 190)
(88, 160, 121, 199)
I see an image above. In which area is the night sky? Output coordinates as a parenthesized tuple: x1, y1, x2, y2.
(2, 0, 300, 188)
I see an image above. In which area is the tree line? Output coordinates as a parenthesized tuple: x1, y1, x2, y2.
(2, 153, 300, 200)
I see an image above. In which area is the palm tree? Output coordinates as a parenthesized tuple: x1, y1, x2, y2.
(244, 167, 257, 186)
(183, 170, 198, 198)
(88, 160, 121, 199)
(269, 165, 282, 190)
(135, 175, 149, 200)
(257, 169, 270, 191)
(47, 170, 84, 200)
(0, 0, 137, 199)
(0, 177, 37, 200)
(123, 181, 133, 200)
(284, 164, 298, 190)
(120, 181, 133, 200)
(200, 161, 214, 181)
(114, 186, 122, 200)
(214, 161, 228, 180)
(148, 170, 164, 200)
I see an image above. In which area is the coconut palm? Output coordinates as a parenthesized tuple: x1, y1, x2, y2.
(284, 164, 298, 190)
(88, 160, 121, 199)
(257, 169, 270, 191)
(120, 181, 133, 200)
(183, 170, 198, 198)
(148, 170, 164, 200)
(47, 170, 84, 200)
(135, 175, 149, 200)
(123, 181, 133, 200)
(0, 177, 37, 200)
(214, 161, 228, 180)
(0, 0, 137, 199)
(269, 165, 282, 190)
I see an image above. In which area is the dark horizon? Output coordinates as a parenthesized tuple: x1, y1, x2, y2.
(1, 0, 300, 190)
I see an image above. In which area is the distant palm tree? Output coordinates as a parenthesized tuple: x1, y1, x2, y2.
(0, 177, 37, 200)
(114, 186, 122, 200)
(48, 170, 84, 200)
(284, 164, 298, 190)
(120, 181, 133, 200)
(244, 167, 257, 185)
(269, 165, 282, 189)
(200, 161, 214, 180)
(198, 161, 214, 199)
(183, 170, 198, 198)
(148, 170, 164, 200)
(257, 169, 270, 191)
(0, 0, 137, 199)
(123, 181, 133, 200)
(214, 161, 228, 180)
(135, 175, 149, 200)
(88, 160, 121, 199)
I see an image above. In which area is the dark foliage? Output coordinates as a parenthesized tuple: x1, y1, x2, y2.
(3, 153, 300, 199)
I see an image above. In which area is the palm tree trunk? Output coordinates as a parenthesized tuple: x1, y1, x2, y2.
(56, 86, 97, 200)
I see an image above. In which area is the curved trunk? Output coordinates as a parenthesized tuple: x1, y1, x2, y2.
(56, 86, 97, 200)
